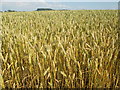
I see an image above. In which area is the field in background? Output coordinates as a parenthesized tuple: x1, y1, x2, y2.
(1, 10, 119, 88)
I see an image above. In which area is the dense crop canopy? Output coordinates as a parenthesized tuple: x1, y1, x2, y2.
(1, 10, 119, 88)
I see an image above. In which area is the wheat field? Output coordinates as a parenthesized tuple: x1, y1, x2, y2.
(0, 10, 119, 88)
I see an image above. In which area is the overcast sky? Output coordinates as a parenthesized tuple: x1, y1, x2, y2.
(0, 0, 119, 11)
(1, 0, 120, 2)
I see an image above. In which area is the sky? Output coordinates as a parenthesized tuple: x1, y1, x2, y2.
(0, 0, 119, 11)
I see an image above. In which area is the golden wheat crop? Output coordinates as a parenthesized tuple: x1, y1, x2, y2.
(0, 10, 119, 88)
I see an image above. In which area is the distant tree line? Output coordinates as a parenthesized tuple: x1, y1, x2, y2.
(36, 8, 53, 11)
(2, 8, 69, 12)
(5, 10, 16, 12)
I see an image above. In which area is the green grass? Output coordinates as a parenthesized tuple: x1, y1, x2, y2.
(1, 10, 120, 88)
